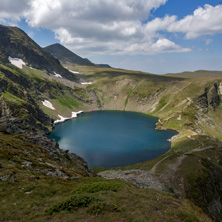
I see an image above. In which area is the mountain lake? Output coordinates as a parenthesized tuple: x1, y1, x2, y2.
(49, 111, 177, 167)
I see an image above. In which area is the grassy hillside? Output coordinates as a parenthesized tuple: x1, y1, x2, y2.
(0, 133, 210, 222)
(0, 64, 98, 123)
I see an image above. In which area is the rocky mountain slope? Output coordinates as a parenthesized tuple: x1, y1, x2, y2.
(1, 25, 222, 221)
(0, 25, 75, 81)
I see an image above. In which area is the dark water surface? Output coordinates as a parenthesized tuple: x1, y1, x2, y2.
(49, 111, 176, 167)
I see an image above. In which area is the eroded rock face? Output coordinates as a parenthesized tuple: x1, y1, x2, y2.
(194, 83, 221, 113)
(195, 89, 209, 113)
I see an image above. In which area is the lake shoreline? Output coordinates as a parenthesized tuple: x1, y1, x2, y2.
(49, 110, 177, 168)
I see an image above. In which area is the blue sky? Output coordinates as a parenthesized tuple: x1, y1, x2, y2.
(1, 0, 222, 74)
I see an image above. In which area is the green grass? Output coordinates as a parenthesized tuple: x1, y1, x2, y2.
(56, 95, 81, 109)
(71, 181, 122, 194)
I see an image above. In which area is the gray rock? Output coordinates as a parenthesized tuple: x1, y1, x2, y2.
(44, 162, 56, 168)
(0, 174, 11, 181)
(46, 168, 69, 179)
(21, 161, 32, 168)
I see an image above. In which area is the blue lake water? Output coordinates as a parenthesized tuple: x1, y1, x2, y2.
(49, 111, 176, 167)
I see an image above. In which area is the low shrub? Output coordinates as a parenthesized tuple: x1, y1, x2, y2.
(45, 194, 98, 215)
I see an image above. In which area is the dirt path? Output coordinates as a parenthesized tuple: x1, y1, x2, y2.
(150, 156, 171, 174)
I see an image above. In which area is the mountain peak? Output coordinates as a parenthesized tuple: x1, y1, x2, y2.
(44, 44, 95, 66)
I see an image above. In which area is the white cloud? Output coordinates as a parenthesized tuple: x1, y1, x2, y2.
(0, 0, 29, 21)
(24, 0, 186, 55)
(144, 15, 176, 33)
(168, 4, 222, 39)
(151, 39, 191, 53)
(2, 1, 222, 56)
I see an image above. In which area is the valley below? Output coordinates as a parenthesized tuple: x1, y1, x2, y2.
(1, 24, 222, 222)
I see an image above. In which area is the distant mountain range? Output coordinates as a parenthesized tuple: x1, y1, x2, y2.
(165, 70, 222, 78)
(96, 64, 112, 68)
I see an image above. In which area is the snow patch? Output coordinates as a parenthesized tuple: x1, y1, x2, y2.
(8, 56, 26, 69)
(69, 70, 80, 74)
(42, 100, 55, 110)
(54, 115, 69, 124)
(81, 82, 92, 85)
(54, 111, 83, 125)
(54, 72, 63, 78)
(71, 111, 83, 118)
(63, 66, 80, 74)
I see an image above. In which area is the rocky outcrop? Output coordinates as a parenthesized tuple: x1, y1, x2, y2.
(27, 134, 95, 177)
(208, 83, 220, 109)
(194, 89, 209, 113)
(0, 131, 95, 180)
